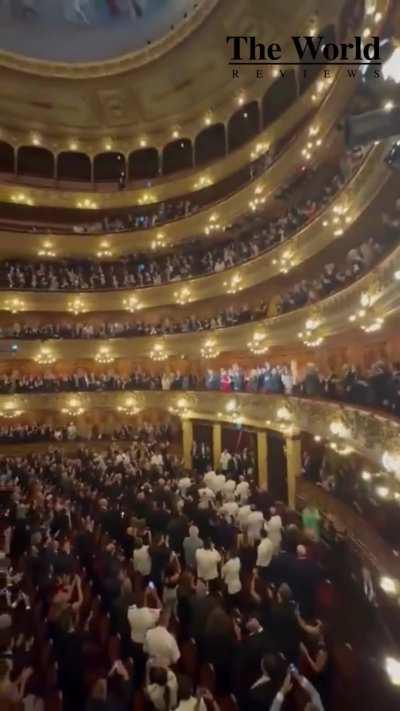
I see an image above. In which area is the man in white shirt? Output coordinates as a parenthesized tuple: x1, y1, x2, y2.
(222, 477, 237, 501)
(267, 508, 283, 552)
(237, 503, 252, 531)
(220, 500, 239, 519)
(256, 529, 274, 579)
(195, 539, 221, 588)
(133, 537, 151, 577)
(144, 610, 180, 668)
(198, 487, 215, 509)
(247, 507, 265, 543)
(219, 449, 232, 472)
(127, 587, 161, 645)
(236, 476, 250, 503)
(222, 550, 242, 596)
(177, 475, 192, 496)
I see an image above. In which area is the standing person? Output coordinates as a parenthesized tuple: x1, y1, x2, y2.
(195, 538, 221, 592)
(221, 548, 242, 608)
(183, 526, 203, 570)
(302, 503, 322, 542)
(144, 609, 180, 669)
(256, 529, 274, 581)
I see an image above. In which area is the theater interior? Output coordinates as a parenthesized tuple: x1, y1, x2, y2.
(1, 1, 400, 710)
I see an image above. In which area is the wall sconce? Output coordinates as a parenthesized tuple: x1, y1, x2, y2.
(311, 72, 335, 102)
(76, 198, 98, 209)
(277, 406, 292, 421)
(204, 213, 224, 235)
(68, 298, 86, 315)
(123, 295, 143, 312)
(4, 298, 25, 314)
(151, 232, 168, 251)
(35, 347, 56, 365)
(322, 203, 352, 236)
(1, 401, 23, 418)
(11, 193, 34, 206)
(117, 397, 141, 416)
(96, 240, 113, 258)
(250, 142, 269, 160)
(174, 287, 192, 306)
(298, 318, 324, 347)
(247, 331, 269, 355)
(272, 250, 296, 274)
(61, 398, 85, 417)
(95, 346, 115, 364)
(38, 240, 56, 258)
(329, 420, 351, 439)
(200, 338, 220, 359)
(223, 273, 243, 294)
(150, 343, 168, 361)
(194, 175, 212, 190)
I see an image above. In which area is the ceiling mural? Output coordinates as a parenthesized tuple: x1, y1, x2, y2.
(0, 0, 200, 62)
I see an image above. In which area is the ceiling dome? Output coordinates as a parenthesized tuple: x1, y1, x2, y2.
(0, 0, 207, 63)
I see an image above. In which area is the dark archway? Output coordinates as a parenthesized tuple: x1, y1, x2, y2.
(128, 148, 159, 180)
(57, 151, 92, 182)
(0, 141, 15, 174)
(228, 102, 260, 152)
(194, 123, 226, 166)
(262, 70, 297, 127)
(162, 138, 193, 175)
(17, 146, 55, 178)
(93, 152, 126, 182)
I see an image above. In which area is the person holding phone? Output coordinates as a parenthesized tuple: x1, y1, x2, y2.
(269, 666, 325, 710)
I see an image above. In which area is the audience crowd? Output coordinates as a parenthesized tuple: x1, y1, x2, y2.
(0, 430, 346, 711)
(0, 358, 398, 416)
(1, 148, 366, 291)
(0, 227, 395, 349)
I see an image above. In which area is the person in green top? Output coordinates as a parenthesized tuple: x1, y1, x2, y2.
(302, 503, 321, 542)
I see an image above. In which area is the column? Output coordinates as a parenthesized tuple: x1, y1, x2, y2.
(182, 419, 193, 470)
(212, 422, 222, 471)
(286, 434, 301, 508)
(257, 430, 268, 489)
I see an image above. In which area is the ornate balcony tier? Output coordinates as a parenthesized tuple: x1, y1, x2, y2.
(0, 67, 356, 231)
(0, 236, 398, 357)
(0, 142, 389, 307)
(0, 390, 399, 472)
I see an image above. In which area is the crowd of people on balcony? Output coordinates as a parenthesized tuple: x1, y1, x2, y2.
(0, 228, 394, 352)
(1, 147, 367, 292)
(0, 357, 398, 418)
(0, 420, 172, 444)
(0, 428, 349, 711)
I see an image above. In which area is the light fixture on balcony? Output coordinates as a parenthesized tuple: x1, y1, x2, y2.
(68, 298, 86, 315)
(76, 198, 98, 209)
(138, 192, 155, 205)
(151, 232, 168, 251)
(223, 273, 243, 294)
(122, 295, 143, 312)
(200, 338, 220, 359)
(117, 397, 141, 416)
(31, 133, 41, 146)
(329, 420, 351, 439)
(272, 250, 296, 275)
(95, 346, 115, 364)
(61, 398, 85, 417)
(150, 343, 168, 362)
(38, 241, 56, 258)
(35, 347, 56, 365)
(361, 316, 385, 333)
(329, 442, 354, 455)
(250, 142, 269, 160)
(174, 287, 192, 306)
(96, 240, 113, 258)
(204, 213, 224, 236)
(277, 406, 292, 421)
(247, 331, 269, 355)
(194, 175, 212, 190)
(4, 298, 25, 314)
(10, 193, 34, 206)
(225, 398, 242, 424)
(1, 401, 23, 419)
(169, 396, 193, 419)
(298, 318, 324, 348)
(69, 140, 78, 151)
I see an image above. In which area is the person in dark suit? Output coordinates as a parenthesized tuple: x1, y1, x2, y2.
(246, 653, 286, 711)
(288, 545, 321, 620)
